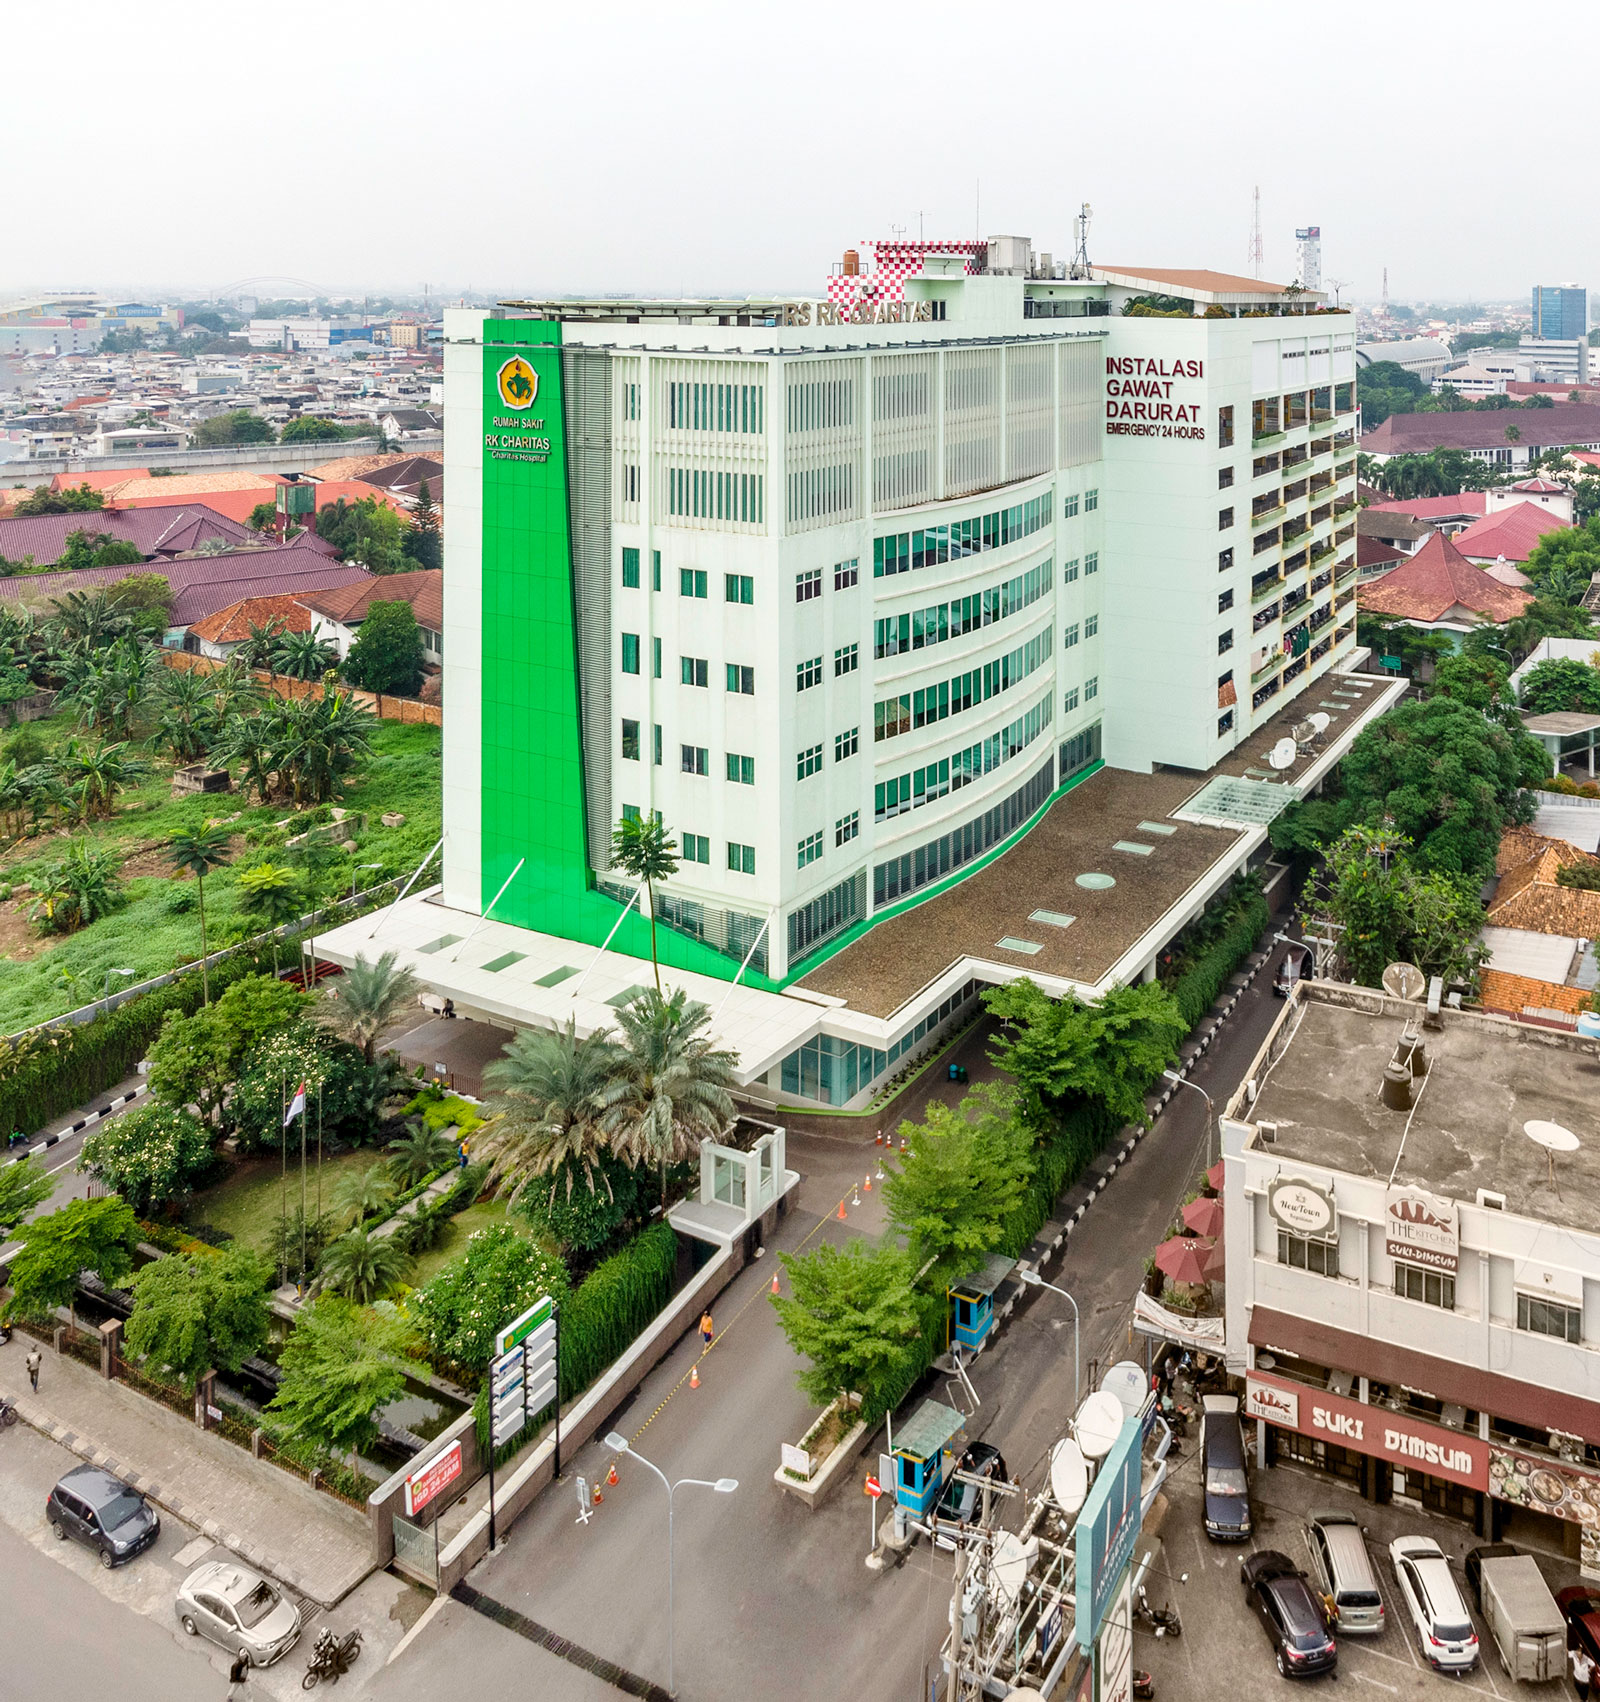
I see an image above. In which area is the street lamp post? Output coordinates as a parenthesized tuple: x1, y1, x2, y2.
(1162, 1069, 1216, 1167)
(352, 862, 382, 902)
(603, 1433, 736, 1698)
(1015, 1268, 1080, 1408)
(102, 966, 135, 1017)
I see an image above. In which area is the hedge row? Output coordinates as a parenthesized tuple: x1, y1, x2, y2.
(1169, 890, 1269, 1028)
(0, 941, 295, 1138)
(474, 1221, 680, 1465)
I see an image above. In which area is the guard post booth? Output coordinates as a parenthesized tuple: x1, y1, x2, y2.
(948, 1253, 1017, 1354)
(891, 1399, 966, 1518)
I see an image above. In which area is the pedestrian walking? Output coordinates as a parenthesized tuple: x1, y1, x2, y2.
(1571, 1644, 1594, 1701)
(25, 1346, 41, 1392)
(226, 1654, 252, 1701)
(699, 1310, 714, 1350)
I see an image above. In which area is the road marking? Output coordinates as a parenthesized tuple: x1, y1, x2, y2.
(1354, 1675, 1398, 1693)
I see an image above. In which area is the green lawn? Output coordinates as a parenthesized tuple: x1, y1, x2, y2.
(184, 1148, 381, 1253)
(0, 715, 441, 1031)
(407, 1197, 530, 1287)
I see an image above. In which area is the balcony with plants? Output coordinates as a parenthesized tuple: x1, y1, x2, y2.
(1252, 567, 1283, 604)
(1253, 599, 1280, 632)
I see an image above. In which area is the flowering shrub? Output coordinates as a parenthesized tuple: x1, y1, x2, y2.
(81, 1102, 216, 1216)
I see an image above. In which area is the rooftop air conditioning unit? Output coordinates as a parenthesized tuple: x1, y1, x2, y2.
(1257, 1121, 1277, 1145)
(1476, 1189, 1506, 1211)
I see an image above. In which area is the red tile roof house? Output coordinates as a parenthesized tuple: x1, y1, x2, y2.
(1452, 501, 1568, 574)
(297, 569, 443, 667)
(1356, 529, 1535, 635)
(185, 594, 316, 661)
(0, 502, 254, 569)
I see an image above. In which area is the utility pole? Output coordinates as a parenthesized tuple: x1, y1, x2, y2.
(1249, 186, 1264, 279)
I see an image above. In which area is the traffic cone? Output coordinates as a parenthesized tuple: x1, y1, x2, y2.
(863, 1173, 872, 1192)
(875, 1129, 884, 1146)
(593, 1483, 604, 1505)
(771, 1272, 780, 1294)
(690, 1362, 700, 1389)
(607, 1465, 619, 1487)
(899, 1135, 907, 1152)
(837, 1198, 847, 1220)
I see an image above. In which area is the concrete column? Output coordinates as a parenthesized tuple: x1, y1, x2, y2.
(98, 1318, 121, 1381)
(1141, 961, 1157, 984)
(195, 1368, 216, 1429)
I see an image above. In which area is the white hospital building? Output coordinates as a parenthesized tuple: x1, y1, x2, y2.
(320, 234, 1400, 1113)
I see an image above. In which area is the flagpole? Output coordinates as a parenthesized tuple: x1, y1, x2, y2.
(279, 1074, 288, 1290)
(316, 1082, 323, 1227)
(299, 1085, 308, 1294)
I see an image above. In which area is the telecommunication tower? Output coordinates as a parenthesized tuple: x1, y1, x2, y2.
(1249, 187, 1264, 278)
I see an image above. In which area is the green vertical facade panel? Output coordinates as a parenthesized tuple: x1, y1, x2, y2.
(476, 320, 780, 990)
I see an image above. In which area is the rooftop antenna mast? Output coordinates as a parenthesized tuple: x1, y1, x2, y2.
(1069, 203, 1093, 280)
(1249, 186, 1264, 279)
(1382, 267, 1389, 315)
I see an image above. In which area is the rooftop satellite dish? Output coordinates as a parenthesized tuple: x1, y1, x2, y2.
(1049, 1438, 1089, 1516)
(1292, 719, 1319, 746)
(1526, 1118, 1580, 1191)
(988, 1531, 1033, 1605)
(1309, 712, 1333, 735)
(1268, 738, 1298, 772)
(1075, 1390, 1126, 1459)
(1101, 1360, 1148, 1419)
(1382, 962, 1426, 1002)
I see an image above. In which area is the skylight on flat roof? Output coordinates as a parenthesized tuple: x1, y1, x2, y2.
(606, 984, 650, 1008)
(995, 937, 1043, 955)
(417, 935, 462, 954)
(535, 965, 578, 987)
(1176, 775, 1301, 828)
(483, 952, 526, 973)
(1138, 821, 1177, 836)
(1114, 840, 1155, 856)
(1029, 910, 1076, 929)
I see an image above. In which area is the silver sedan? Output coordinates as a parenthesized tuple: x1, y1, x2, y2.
(175, 1559, 302, 1668)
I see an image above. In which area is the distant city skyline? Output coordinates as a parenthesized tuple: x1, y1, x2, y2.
(4, 0, 1582, 302)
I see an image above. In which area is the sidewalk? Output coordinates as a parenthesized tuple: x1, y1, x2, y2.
(0, 1335, 375, 1606)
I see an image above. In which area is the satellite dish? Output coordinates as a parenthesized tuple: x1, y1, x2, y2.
(1049, 1438, 1089, 1516)
(1292, 719, 1318, 746)
(1525, 1120, 1579, 1152)
(1309, 712, 1333, 734)
(1268, 738, 1298, 772)
(1382, 962, 1426, 1001)
(988, 1531, 1033, 1605)
(1101, 1360, 1149, 1419)
(1075, 1390, 1126, 1459)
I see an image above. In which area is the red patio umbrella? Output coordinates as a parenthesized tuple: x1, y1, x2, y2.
(1206, 1160, 1225, 1191)
(1182, 1196, 1224, 1238)
(1154, 1234, 1225, 1286)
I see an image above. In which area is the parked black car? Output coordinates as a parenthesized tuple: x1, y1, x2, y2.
(46, 1464, 159, 1568)
(1201, 1395, 1252, 1541)
(1241, 1551, 1338, 1679)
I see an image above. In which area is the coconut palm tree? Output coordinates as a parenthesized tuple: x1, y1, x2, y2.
(477, 1018, 620, 1205)
(317, 950, 421, 1063)
(609, 813, 679, 993)
(165, 822, 232, 1003)
(603, 988, 737, 1204)
(386, 1122, 459, 1189)
(328, 1165, 396, 1229)
(315, 1225, 412, 1303)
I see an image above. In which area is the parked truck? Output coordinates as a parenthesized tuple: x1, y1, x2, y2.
(1478, 1551, 1565, 1683)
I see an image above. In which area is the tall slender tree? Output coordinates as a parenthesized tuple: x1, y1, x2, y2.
(603, 988, 737, 1204)
(610, 814, 680, 993)
(165, 822, 233, 1003)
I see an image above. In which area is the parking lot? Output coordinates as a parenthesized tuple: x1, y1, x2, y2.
(1140, 1439, 1584, 1700)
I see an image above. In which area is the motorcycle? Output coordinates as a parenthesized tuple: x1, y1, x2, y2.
(0, 1397, 18, 1428)
(5, 1130, 29, 1150)
(302, 1626, 362, 1689)
(1158, 1392, 1192, 1437)
(1132, 1585, 1182, 1638)
(1133, 1672, 1155, 1700)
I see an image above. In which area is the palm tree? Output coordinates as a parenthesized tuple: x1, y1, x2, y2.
(477, 1018, 620, 1205)
(610, 814, 680, 993)
(235, 861, 303, 971)
(386, 1122, 458, 1189)
(318, 950, 421, 1063)
(315, 1225, 412, 1303)
(328, 1165, 396, 1229)
(165, 822, 232, 1003)
(603, 988, 737, 1204)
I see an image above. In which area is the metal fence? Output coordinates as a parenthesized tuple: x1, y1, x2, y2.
(392, 1513, 440, 1586)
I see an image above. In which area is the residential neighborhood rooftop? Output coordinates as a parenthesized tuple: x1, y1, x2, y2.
(1355, 529, 1534, 623)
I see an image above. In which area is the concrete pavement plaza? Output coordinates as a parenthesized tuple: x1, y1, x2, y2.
(0, 1330, 375, 1605)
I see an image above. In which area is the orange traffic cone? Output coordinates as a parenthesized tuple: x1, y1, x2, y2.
(690, 1362, 700, 1389)
(593, 1482, 604, 1505)
(863, 1173, 872, 1191)
(837, 1198, 847, 1220)
(875, 1129, 884, 1146)
(771, 1272, 780, 1294)
(607, 1465, 619, 1487)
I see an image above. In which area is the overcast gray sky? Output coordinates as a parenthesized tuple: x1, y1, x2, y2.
(4, 0, 1580, 304)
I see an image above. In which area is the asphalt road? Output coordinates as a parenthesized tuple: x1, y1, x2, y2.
(373, 929, 1299, 1702)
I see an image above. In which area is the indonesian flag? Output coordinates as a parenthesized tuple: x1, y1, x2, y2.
(284, 1081, 307, 1126)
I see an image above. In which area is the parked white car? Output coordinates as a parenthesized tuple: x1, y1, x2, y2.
(175, 1560, 301, 1668)
(1388, 1536, 1479, 1672)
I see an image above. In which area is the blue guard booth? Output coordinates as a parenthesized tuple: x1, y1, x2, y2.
(891, 1399, 967, 1517)
(948, 1253, 1018, 1354)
